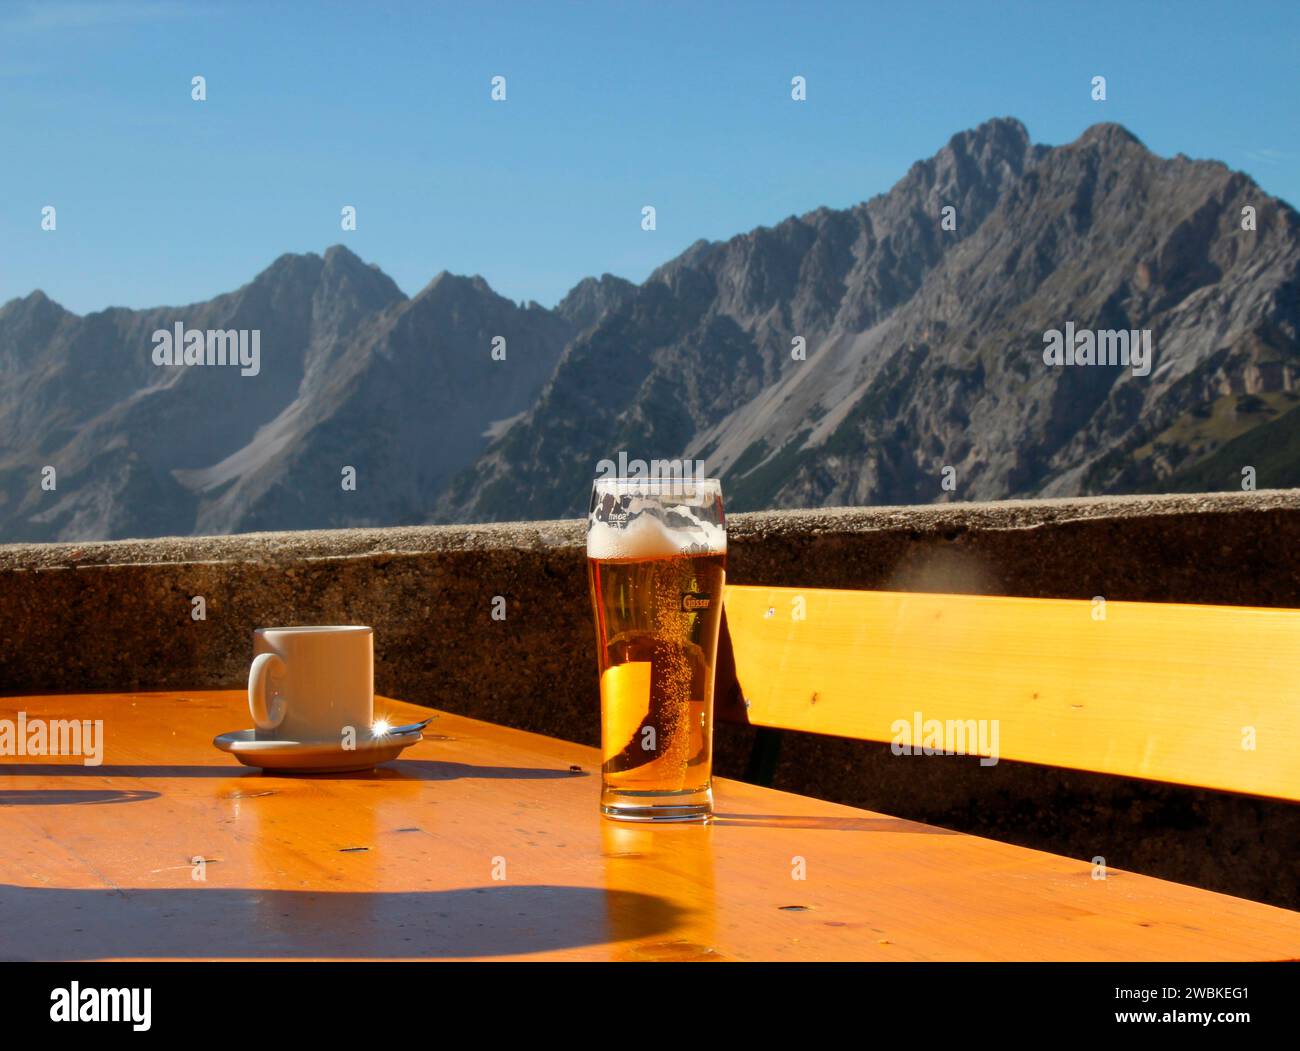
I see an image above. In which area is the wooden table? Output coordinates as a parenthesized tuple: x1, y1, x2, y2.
(2, 691, 1298, 961)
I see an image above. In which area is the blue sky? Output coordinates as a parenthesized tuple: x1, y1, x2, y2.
(2, 0, 1297, 315)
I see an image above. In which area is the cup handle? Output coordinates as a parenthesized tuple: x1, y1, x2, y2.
(248, 652, 287, 731)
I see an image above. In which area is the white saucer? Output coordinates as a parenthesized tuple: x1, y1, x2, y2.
(213, 726, 425, 773)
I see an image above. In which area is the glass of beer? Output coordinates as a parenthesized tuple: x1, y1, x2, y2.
(586, 476, 726, 822)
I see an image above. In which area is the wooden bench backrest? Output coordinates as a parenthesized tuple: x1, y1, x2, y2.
(719, 584, 1300, 801)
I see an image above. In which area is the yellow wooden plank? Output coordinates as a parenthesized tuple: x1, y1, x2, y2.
(723, 585, 1300, 801)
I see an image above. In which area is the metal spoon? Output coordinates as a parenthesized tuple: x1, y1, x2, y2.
(372, 715, 435, 738)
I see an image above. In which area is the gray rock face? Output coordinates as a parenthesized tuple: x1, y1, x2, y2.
(555, 274, 637, 335)
(3, 118, 1296, 540)
(0, 246, 572, 540)
(441, 117, 1300, 520)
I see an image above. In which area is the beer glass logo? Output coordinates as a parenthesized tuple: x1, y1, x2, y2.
(680, 592, 712, 612)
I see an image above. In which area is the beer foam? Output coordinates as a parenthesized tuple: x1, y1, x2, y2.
(587, 499, 727, 560)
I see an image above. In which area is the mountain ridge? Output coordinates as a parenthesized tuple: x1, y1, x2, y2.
(439, 117, 1299, 520)
(2, 118, 1296, 541)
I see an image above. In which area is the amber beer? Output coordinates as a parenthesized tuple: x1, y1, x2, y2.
(587, 478, 726, 821)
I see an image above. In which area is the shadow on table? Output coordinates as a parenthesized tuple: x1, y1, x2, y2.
(0, 883, 683, 960)
(381, 760, 588, 781)
(0, 788, 160, 806)
(712, 812, 960, 834)
(0, 760, 582, 782)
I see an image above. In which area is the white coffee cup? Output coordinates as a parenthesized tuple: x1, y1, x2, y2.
(248, 626, 374, 743)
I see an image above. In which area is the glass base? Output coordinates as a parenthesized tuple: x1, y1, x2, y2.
(600, 784, 713, 823)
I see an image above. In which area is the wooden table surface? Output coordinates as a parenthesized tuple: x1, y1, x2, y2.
(1, 690, 1297, 962)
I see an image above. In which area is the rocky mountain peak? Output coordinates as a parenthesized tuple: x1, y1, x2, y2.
(251, 250, 326, 291)
(316, 244, 406, 318)
(946, 116, 1031, 161)
(556, 273, 637, 331)
(1073, 121, 1144, 149)
(1, 288, 66, 322)
(416, 270, 498, 303)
